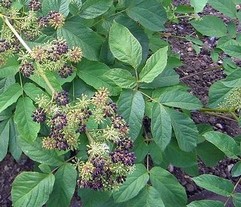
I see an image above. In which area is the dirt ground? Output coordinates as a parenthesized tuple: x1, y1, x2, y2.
(1, 0, 241, 206)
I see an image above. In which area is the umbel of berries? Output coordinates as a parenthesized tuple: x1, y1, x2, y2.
(28, 0, 41, 11)
(19, 63, 35, 77)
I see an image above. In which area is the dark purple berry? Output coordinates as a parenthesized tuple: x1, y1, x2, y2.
(117, 137, 133, 150)
(51, 112, 67, 130)
(110, 150, 135, 166)
(38, 16, 49, 27)
(47, 11, 65, 28)
(58, 64, 73, 78)
(1, 0, 12, 8)
(19, 63, 35, 77)
(77, 124, 86, 133)
(0, 39, 10, 52)
(32, 108, 46, 123)
(28, 0, 41, 11)
(56, 140, 68, 150)
(54, 91, 69, 106)
(52, 40, 68, 55)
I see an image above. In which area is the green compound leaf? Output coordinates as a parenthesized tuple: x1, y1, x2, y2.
(151, 103, 172, 151)
(42, 0, 70, 16)
(203, 131, 240, 158)
(159, 89, 202, 110)
(104, 68, 136, 89)
(113, 164, 149, 203)
(150, 167, 187, 207)
(117, 90, 145, 140)
(14, 97, 40, 142)
(0, 83, 22, 114)
(109, 21, 142, 69)
(191, 16, 227, 37)
(127, 186, 165, 207)
(190, 0, 208, 13)
(19, 138, 63, 166)
(57, 17, 103, 61)
(0, 120, 9, 161)
(12, 172, 55, 207)
(208, 0, 237, 19)
(167, 108, 198, 152)
(187, 200, 224, 207)
(47, 163, 77, 207)
(126, 0, 167, 31)
(79, 0, 112, 19)
(77, 59, 121, 96)
(192, 174, 234, 196)
(139, 47, 168, 83)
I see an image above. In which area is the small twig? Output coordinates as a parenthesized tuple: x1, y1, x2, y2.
(180, 66, 223, 81)
(224, 177, 241, 206)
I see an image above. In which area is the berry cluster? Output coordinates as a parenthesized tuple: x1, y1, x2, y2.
(38, 11, 65, 29)
(32, 88, 136, 190)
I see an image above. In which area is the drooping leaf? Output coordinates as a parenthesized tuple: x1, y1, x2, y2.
(12, 172, 55, 207)
(126, 0, 167, 31)
(117, 90, 145, 140)
(127, 186, 165, 207)
(167, 108, 198, 152)
(0, 120, 9, 161)
(79, 0, 112, 19)
(139, 47, 168, 83)
(159, 90, 202, 110)
(150, 167, 187, 207)
(109, 21, 142, 69)
(113, 164, 149, 203)
(187, 200, 224, 207)
(42, 0, 70, 16)
(14, 97, 40, 142)
(151, 103, 172, 151)
(76, 59, 120, 96)
(57, 17, 103, 61)
(19, 138, 63, 166)
(208, 0, 237, 19)
(203, 131, 240, 158)
(192, 174, 234, 196)
(104, 68, 136, 89)
(190, 0, 208, 13)
(0, 83, 22, 114)
(47, 163, 77, 207)
(191, 16, 227, 37)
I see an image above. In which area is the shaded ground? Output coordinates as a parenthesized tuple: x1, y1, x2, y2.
(1, 1, 241, 206)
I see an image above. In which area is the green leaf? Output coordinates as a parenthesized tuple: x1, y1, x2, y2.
(203, 131, 240, 158)
(0, 57, 19, 78)
(126, 0, 167, 31)
(42, 0, 70, 16)
(148, 142, 163, 165)
(0, 83, 22, 114)
(192, 174, 234, 196)
(151, 103, 172, 151)
(79, 0, 112, 19)
(190, 0, 208, 13)
(24, 83, 48, 101)
(76, 59, 120, 96)
(191, 16, 227, 37)
(57, 17, 103, 61)
(47, 163, 77, 207)
(231, 161, 241, 177)
(187, 200, 224, 207)
(0, 120, 9, 161)
(19, 138, 63, 166)
(159, 90, 202, 110)
(12, 172, 55, 207)
(139, 47, 168, 83)
(109, 21, 142, 69)
(117, 90, 145, 140)
(127, 186, 165, 207)
(167, 108, 198, 152)
(113, 164, 149, 203)
(78, 189, 112, 207)
(150, 167, 187, 207)
(104, 68, 136, 89)
(14, 97, 40, 142)
(133, 136, 149, 163)
(9, 118, 22, 160)
(233, 193, 241, 207)
(208, 0, 237, 19)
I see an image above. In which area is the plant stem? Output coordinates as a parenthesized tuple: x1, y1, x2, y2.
(85, 131, 94, 144)
(224, 177, 241, 206)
